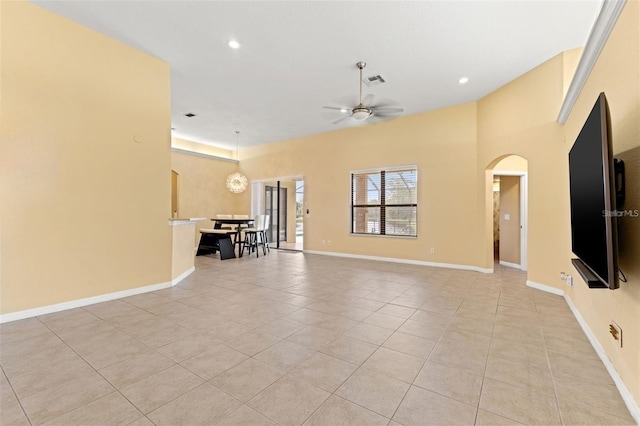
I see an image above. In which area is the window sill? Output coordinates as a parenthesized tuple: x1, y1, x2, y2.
(350, 233, 417, 239)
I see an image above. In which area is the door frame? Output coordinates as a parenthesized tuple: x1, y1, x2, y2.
(493, 171, 528, 271)
(250, 175, 304, 250)
(171, 170, 180, 218)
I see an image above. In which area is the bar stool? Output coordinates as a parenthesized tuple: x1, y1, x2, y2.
(260, 214, 271, 253)
(232, 214, 250, 252)
(240, 215, 263, 257)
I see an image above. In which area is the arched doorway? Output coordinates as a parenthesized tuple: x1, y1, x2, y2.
(486, 155, 528, 270)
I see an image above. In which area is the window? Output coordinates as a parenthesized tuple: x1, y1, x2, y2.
(351, 166, 417, 236)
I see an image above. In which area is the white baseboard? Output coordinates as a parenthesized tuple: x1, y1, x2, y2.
(563, 294, 640, 424)
(526, 279, 565, 296)
(499, 260, 522, 270)
(172, 266, 195, 285)
(527, 280, 640, 423)
(303, 250, 494, 274)
(0, 274, 190, 324)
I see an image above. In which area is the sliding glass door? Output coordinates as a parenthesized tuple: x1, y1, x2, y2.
(265, 185, 287, 245)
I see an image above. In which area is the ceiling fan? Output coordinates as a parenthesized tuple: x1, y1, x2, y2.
(323, 61, 404, 124)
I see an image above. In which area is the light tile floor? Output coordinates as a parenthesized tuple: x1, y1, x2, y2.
(0, 251, 636, 425)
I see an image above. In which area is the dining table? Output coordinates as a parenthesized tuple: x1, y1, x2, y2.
(212, 217, 254, 257)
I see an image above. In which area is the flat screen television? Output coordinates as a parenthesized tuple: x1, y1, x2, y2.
(568, 92, 620, 289)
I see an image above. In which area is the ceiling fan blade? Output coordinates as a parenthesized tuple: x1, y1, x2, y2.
(362, 94, 375, 106)
(373, 107, 404, 113)
(366, 115, 382, 124)
(323, 106, 349, 111)
(373, 113, 402, 121)
(332, 114, 352, 124)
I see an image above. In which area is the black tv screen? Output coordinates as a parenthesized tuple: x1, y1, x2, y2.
(568, 92, 619, 289)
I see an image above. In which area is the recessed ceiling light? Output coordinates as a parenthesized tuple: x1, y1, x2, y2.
(458, 76, 469, 85)
(228, 40, 240, 49)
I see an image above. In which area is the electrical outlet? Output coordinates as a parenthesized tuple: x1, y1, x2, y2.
(328, 240, 332, 246)
(430, 248, 435, 254)
(566, 275, 573, 286)
(322, 240, 325, 245)
(610, 321, 622, 348)
(560, 272, 566, 280)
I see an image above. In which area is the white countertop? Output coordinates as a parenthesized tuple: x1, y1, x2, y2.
(168, 217, 207, 226)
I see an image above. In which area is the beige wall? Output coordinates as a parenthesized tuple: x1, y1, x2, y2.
(498, 176, 521, 265)
(241, 103, 482, 267)
(172, 137, 233, 159)
(171, 223, 196, 280)
(477, 53, 568, 282)
(0, 1, 172, 314)
(563, 47, 584, 98)
(562, 1, 640, 405)
(494, 155, 528, 172)
(170, 150, 244, 243)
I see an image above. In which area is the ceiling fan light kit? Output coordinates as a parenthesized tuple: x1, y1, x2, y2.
(322, 61, 403, 124)
(352, 107, 371, 120)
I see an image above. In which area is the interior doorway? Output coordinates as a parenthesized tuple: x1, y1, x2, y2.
(251, 176, 304, 251)
(275, 179, 304, 251)
(490, 155, 528, 271)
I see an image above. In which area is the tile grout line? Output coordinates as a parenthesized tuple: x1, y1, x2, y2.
(536, 294, 566, 426)
(473, 287, 499, 425)
(479, 287, 565, 425)
(48, 310, 175, 423)
(34, 303, 229, 425)
(31, 313, 121, 425)
(0, 364, 34, 426)
(386, 274, 461, 423)
(286, 291, 420, 425)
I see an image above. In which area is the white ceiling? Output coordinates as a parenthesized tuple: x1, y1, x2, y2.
(33, 0, 602, 150)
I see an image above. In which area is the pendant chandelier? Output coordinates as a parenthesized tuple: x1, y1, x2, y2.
(226, 130, 248, 194)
